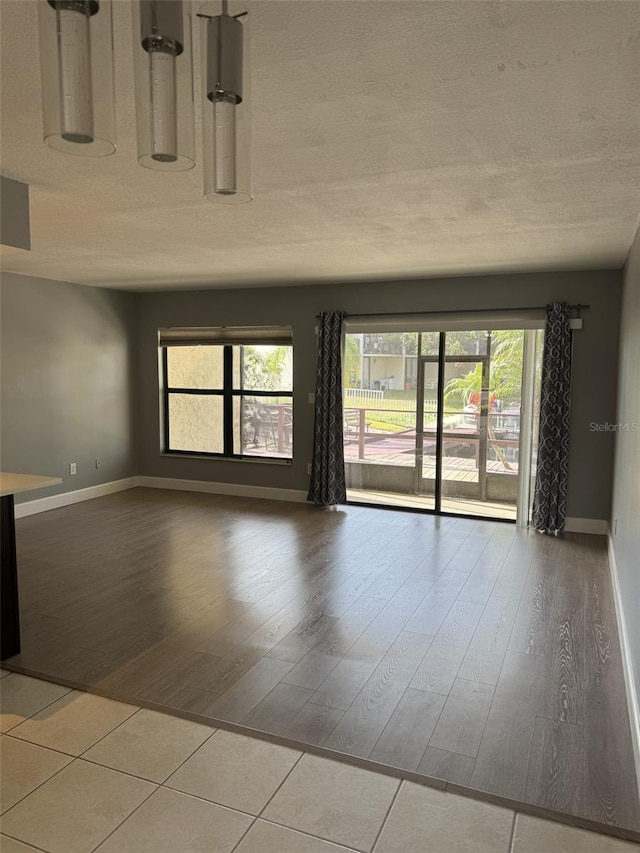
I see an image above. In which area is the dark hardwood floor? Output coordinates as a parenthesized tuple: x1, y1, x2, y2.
(6, 488, 639, 837)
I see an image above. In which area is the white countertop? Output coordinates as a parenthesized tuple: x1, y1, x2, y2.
(0, 472, 62, 498)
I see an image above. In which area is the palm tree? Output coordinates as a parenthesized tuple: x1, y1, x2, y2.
(444, 331, 525, 471)
(243, 345, 292, 391)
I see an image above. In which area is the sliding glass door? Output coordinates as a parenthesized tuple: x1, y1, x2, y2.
(344, 324, 543, 522)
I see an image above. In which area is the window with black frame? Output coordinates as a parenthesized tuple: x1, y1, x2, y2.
(160, 328, 293, 460)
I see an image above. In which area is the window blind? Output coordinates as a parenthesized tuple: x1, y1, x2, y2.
(345, 310, 545, 334)
(158, 326, 293, 347)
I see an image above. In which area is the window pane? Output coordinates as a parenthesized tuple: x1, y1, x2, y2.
(232, 345, 242, 389)
(167, 346, 224, 389)
(235, 345, 293, 392)
(345, 332, 427, 392)
(344, 334, 362, 391)
(351, 333, 415, 391)
(445, 331, 489, 356)
(234, 395, 292, 458)
(168, 394, 223, 453)
(420, 332, 440, 357)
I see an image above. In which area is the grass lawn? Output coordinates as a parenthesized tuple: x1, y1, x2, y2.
(345, 391, 464, 433)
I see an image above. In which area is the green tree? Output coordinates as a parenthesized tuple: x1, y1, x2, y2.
(242, 345, 292, 391)
(344, 335, 361, 386)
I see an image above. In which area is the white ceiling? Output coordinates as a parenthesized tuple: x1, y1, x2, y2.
(1, 0, 639, 291)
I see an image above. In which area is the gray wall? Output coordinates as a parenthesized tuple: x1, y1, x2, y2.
(137, 268, 622, 520)
(611, 228, 640, 702)
(0, 272, 137, 502)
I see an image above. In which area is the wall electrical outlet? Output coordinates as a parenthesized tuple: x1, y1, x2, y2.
(308, 393, 315, 404)
(69, 462, 77, 475)
(307, 463, 312, 475)
(614, 518, 618, 535)
(95, 457, 102, 469)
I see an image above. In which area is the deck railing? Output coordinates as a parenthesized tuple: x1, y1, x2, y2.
(343, 405, 520, 470)
(344, 388, 384, 401)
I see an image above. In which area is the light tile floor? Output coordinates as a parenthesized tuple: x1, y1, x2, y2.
(0, 672, 637, 853)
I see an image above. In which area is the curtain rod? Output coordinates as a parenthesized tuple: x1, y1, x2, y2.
(316, 305, 589, 319)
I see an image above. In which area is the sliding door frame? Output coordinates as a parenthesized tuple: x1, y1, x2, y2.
(417, 344, 491, 513)
(344, 316, 545, 524)
(516, 329, 538, 527)
(414, 334, 447, 511)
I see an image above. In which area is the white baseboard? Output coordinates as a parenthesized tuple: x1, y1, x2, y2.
(138, 476, 308, 505)
(13, 475, 309, 518)
(607, 535, 640, 799)
(15, 482, 610, 528)
(14, 477, 141, 519)
(564, 517, 609, 535)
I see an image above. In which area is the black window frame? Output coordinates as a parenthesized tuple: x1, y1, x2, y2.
(162, 343, 293, 460)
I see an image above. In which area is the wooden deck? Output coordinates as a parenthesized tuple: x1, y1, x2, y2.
(4, 489, 638, 841)
(344, 430, 519, 483)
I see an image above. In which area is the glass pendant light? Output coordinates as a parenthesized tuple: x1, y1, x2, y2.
(38, 0, 116, 156)
(132, 1, 195, 170)
(200, 1, 252, 203)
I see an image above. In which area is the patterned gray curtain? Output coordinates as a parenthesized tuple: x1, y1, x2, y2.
(307, 311, 347, 507)
(531, 302, 573, 534)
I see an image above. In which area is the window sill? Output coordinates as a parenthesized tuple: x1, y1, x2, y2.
(160, 452, 293, 466)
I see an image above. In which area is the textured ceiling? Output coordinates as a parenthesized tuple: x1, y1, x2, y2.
(1, 0, 639, 291)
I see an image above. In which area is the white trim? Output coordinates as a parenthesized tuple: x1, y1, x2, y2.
(564, 517, 609, 535)
(608, 535, 640, 798)
(138, 476, 308, 504)
(14, 480, 611, 526)
(14, 477, 140, 518)
(13, 474, 308, 517)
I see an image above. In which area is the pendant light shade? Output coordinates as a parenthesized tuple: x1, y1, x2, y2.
(132, 0, 195, 171)
(38, 0, 116, 156)
(200, 2, 252, 203)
